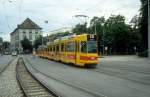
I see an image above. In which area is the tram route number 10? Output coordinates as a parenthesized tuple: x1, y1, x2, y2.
(88, 35, 96, 41)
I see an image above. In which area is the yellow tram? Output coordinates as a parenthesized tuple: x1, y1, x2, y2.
(36, 34, 98, 67)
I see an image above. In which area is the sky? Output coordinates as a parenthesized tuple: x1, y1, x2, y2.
(0, 0, 141, 41)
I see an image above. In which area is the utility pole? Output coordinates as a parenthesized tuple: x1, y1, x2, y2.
(95, 23, 97, 35)
(101, 23, 105, 55)
(74, 14, 89, 33)
(41, 31, 44, 47)
(148, 0, 150, 58)
(0, 32, 3, 55)
(94, 18, 99, 35)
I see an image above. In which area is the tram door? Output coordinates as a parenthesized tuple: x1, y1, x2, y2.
(75, 41, 78, 65)
(75, 41, 85, 66)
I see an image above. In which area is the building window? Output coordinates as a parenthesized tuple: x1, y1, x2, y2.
(29, 32, 32, 40)
(23, 32, 26, 39)
(35, 35, 38, 39)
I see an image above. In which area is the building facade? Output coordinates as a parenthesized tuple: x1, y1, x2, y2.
(10, 18, 42, 53)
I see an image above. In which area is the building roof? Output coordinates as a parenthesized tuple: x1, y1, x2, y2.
(11, 18, 42, 35)
(18, 18, 42, 29)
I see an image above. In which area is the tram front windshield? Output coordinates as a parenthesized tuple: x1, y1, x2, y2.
(87, 41, 97, 53)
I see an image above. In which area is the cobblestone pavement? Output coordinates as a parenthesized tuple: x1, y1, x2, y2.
(0, 57, 24, 97)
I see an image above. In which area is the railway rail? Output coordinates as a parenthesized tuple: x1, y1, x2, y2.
(16, 58, 57, 97)
(91, 66, 150, 85)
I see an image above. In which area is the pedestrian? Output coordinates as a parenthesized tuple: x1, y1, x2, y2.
(33, 49, 36, 59)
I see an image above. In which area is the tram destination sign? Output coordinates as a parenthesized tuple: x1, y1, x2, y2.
(87, 34, 97, 41)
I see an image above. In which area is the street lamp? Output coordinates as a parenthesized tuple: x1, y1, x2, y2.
(73, 14, 90, 34)
(93, 18, 99, 35)
(101, 23, 105, 55)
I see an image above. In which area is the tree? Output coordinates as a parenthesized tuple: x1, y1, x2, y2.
(89, 16, 105, 54)
(72, 23, 87, 35)
(2, 41, 10, 49)
(103, 15, 139, 54)
(71, 14, 142, 55)
(21, 37, 33, 53)
(139, 0, 148, 50)
(89, 16, 105, 35)
(33, 35, 42, 49)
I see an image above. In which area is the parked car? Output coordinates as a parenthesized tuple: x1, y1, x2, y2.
(11, 51, 17, 56)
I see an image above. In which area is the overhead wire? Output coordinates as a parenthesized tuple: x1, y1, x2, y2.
(79, 0, 105, 14)
(2, 0, 11, 30)
(19, 0, 23, 22)
(79, 0, 140, 17)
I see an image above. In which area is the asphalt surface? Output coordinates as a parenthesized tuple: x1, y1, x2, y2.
(23, 55, 150, 97)
(0, 55, 14, 73)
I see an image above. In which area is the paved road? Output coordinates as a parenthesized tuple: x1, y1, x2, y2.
(0, 55, 14, 73)
(23, 55, 150, 97)
(97, 56, 150, 85)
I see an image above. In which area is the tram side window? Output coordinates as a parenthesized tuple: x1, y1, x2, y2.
(53, 46, 55, 52)
(49, 46, 52, 52)
(66, 42, 75, 52)
(81, 41, 87, 53)
(56, 45, 59, 54)
(61, 44, 64, 52)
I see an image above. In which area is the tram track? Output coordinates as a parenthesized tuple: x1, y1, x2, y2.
(24, 57, 107, 97)
(25, 55, 150, 86)
(16, 57, 57, 97)
(90, 66, 150, 86)
(97, 64, 150, 75)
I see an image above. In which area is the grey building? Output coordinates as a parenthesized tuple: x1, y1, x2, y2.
(10, 18, 42, 53)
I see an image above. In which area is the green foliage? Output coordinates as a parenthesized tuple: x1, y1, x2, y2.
(72, 23, 87, 35)
(139, 0, 148, 49)
(89, 16, 105, 37)
(2, 41, 10, 49)
(21, 37, 32, 53)
(104, 15, 130, 47)
(72, 14, 142, 54)
(33, 35, 42, 49)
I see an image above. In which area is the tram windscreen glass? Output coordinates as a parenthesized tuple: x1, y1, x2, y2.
(87, 41, 97, 53)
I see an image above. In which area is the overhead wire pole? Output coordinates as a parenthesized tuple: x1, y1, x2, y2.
(0, 0, 12, 42)
(74, 15, 89, 24)
(73, 14, 89, 34)
(148, 0, 150, 58)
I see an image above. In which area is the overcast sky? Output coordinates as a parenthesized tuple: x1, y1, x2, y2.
(0, 0, 141, 41)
